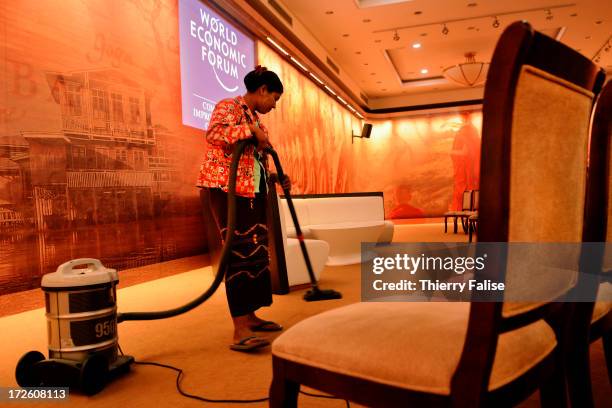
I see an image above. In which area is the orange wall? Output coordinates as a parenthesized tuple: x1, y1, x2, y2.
(0, 0, 480, 294)
(257, 44, 481, 217)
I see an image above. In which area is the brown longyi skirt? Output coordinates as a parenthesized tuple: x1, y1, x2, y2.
(203, 188, 272, 317)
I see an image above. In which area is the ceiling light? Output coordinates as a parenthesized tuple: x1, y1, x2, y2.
(412, 43, 422, 49)
(309, 72, 324, 85)
(266, 37, 289, 56)
(467, 3, 478, 7)
(337, 96, 347, 105)
(290, 56, 308, 71)
(342, 33, 350, 37)
(443, 52, 489, 87)
(393, 30, 400, 41)
(546, 9, 553, 20)
(363, 19, 371, 23)
(442, 24, 449, 35)
(325, 10, 334, 15)
(324, 85, 336, 96)
(414, 11, 422, 15)
(492, 16, 500, 28)
(420, 68, 429, 74)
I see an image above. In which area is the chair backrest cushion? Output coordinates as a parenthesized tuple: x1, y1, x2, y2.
(462, 190, 472, 211)
(281, 195, 385, 226)
(502, 65, 594, 316)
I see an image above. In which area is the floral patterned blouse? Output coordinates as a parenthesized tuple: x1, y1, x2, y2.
(197, 96, 269, 198)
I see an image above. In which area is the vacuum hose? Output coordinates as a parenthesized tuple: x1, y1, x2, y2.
(117, 140, 251, 322)
(117, 139, 340, 323)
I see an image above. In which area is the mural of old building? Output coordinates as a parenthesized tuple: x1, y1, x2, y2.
(0, 69, 206, 294)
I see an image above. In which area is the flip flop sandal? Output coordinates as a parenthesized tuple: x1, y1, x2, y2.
(229, 335, 270, 352)
(250, 321, 283, 332)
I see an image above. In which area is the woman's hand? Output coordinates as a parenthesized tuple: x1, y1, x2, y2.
(279, 174, 291, 191)
(249, 124, 270, 150)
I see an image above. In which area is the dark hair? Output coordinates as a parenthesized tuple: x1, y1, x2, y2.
(244, 66, 283, 94)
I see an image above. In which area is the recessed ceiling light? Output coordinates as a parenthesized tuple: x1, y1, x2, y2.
(570, 13, 578, 17)
(364, 63, 369, 65)
(356, 51, 362, 54)
(363, 19, 371, 23)
(342, 33, 349, 37)
(325, 11, 334, 15)
(382, 88, 387, 91)
(266, 37, 289, 56)
(412, 43, 421, 48)
(467, 2, 477, 7)
(374, 39, 382, 43)
(585, 36, 591, 39)
(420, 68, 429, 74)
(595, 20, 602, 24)
(467, 26, 476, 30)
(377, 81, 382, 84)
(420, 33, 428, 37)
(290, 56, 308, 71)
(414, 11, 422, 15)
(370, 72, 376, 75)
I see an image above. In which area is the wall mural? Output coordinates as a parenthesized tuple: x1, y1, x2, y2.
(0, 0, 206, 294)
(0, 0, 481, 295)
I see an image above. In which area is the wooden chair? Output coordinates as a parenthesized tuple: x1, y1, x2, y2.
(468, 213, 478, 243)
(269, 21, 606, 408)
(566, 80, 612, 408)
(444, 190, 472, 233)
(467, 190, 480, 242)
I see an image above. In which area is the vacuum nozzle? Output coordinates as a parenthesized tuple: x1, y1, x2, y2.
(303, 288, 343, 302)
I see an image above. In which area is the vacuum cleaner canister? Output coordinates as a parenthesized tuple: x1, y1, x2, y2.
(43, 258, 120, 362)
(15, 258, 133, 395)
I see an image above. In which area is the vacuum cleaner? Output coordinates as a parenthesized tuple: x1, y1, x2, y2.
(14, 139, 341, 395)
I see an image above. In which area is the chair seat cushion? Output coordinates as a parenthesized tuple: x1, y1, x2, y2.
(272, 302, 556, 395)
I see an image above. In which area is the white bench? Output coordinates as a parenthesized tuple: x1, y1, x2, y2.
(276, 195, 329, 287)
(279, 193, 394, 265)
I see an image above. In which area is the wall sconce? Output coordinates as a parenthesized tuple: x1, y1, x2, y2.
(352, 123, 373, 144)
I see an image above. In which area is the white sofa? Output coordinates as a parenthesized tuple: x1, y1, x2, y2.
(277, 195, 329, 287)
(280, 193, 394, 265)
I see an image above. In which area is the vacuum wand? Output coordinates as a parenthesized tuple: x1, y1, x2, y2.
(264, 147, 342, 301)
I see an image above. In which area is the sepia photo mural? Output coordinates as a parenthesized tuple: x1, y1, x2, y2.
(0, 0, 481, 295)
